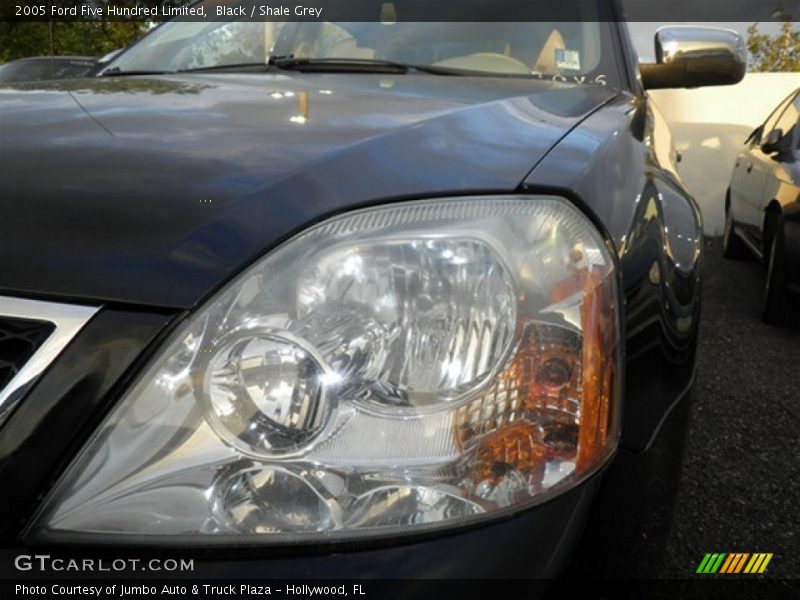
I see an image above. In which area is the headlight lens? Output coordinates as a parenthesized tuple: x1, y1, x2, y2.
(33, 197, 620, 542)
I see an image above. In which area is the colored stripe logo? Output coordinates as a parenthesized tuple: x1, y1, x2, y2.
(696, 553, 773, 574)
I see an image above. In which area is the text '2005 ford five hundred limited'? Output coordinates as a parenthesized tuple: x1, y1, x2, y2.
(0, 1, 747, 580)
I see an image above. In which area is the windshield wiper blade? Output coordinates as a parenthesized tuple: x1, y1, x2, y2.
(101, 67, 173, 77)
(267, 56, 467, 76)
(178, 62, 272, 73)
(102, 57, 472, 78)
(102, 63, 273, 77)
(269, 57, 408, 73)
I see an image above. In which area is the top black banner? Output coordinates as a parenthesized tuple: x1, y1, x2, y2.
(2, 0, 800, 23)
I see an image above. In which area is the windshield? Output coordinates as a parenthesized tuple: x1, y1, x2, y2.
(108, 4, 622, 87)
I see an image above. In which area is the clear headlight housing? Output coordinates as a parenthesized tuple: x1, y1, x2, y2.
(33, 197, 620, 542)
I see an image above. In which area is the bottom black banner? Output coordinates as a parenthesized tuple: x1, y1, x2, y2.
(3, 579, 800, 600)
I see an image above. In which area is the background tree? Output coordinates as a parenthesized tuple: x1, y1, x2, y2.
(0, 21, 149, 62)
(747, 20, 800, 72)
(0, 0, 161, 63)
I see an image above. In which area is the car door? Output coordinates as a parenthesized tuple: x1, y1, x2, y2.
(731, 91, 797, 244)
(737, 92, 797, 248)
(761, 92, 800, 226)
(730, 126, 765, 234)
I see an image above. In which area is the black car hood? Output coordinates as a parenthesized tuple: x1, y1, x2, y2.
(0, 73, 615, 308)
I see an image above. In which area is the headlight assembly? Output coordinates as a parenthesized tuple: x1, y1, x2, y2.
(31, 196, 621, 542)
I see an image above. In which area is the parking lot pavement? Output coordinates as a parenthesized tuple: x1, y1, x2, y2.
(657, 237, 800, 579)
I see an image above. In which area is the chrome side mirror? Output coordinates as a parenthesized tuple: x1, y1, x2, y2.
(641, 26, 747, 90)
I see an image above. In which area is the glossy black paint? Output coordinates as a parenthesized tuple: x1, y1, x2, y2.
(524, 94, 701, 450)
(0, 71, 700, 449)
(0, 14, 702, 575)
(0, 75, 615, 308)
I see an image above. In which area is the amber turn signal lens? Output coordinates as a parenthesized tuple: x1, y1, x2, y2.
(458, 259, 617, 495)
(577, 266, 616, 472)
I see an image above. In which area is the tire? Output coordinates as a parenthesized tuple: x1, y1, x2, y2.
(763, 218, 789, 325)
(722, 200, 749, 259)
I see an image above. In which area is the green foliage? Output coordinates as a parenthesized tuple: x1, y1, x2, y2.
(0, 21, 148, 63)
(747, 21, 800, 72)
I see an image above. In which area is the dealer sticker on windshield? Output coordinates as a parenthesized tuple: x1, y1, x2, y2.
(555, 49, 581, 70)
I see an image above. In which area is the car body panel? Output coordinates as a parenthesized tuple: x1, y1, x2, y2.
(731, 143, 770, 241)
(524, 93, 701, 451)
(0, 75, 697, 532)
(0, 74, 616, 309)
(728, 88, 800, 291)
(0, 9, 703, 569)
(767, 152, 800, 292)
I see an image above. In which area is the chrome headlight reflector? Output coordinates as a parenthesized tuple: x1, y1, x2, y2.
(34, 197, 620, 542)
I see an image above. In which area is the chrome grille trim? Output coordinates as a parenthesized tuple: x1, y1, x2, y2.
(0, 296, 100, 428)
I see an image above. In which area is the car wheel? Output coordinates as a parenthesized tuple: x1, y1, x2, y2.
(763, 219, 789, 325)
(722, 202, 749, 259)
